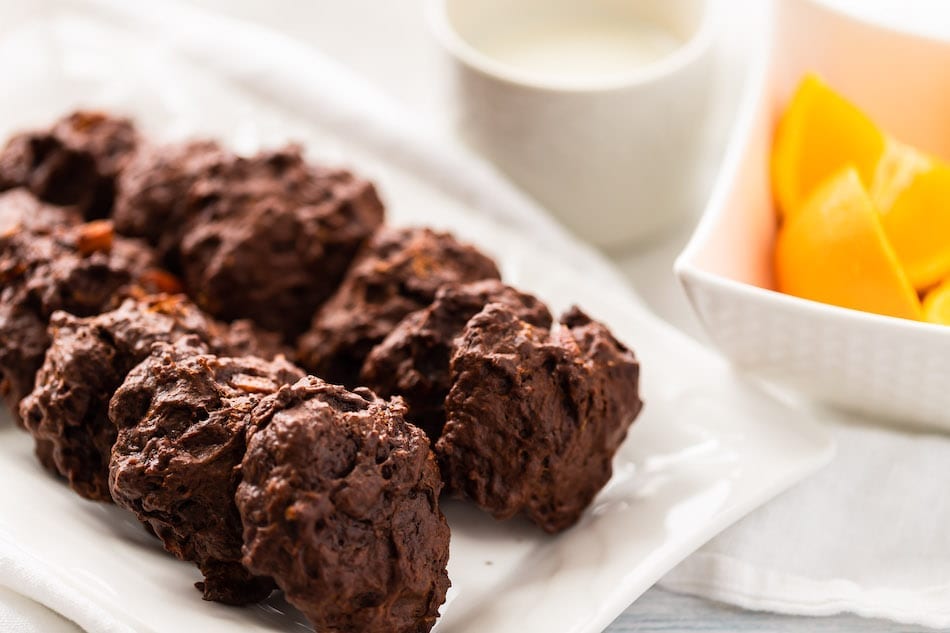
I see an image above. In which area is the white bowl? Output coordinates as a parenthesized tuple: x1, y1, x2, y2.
(428, 0, 717, 248)
(676, 0, 950, 432)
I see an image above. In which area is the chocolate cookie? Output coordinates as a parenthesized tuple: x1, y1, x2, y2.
(177, 145, 384, 337)
(437, 304, 642, 533)
(113, 140, 230, 259)
(109, 341, 303, 604)
(237, 376, 450, 633)
(115, 142, 384, 336)
(298, 227, 501, 387)
(20, 295, 279, 501)
(0, 111, 138, 218)
(361, 280, 552, 440)
(0, 220, 163, 421)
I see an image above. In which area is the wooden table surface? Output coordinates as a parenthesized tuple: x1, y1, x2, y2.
(607, 587, 935, 632)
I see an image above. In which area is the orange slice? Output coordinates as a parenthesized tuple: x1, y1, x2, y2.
(923, 278, 950, 325)
(772, 74, 886, 218)
(869, 139, 950, 290)
(775, 166, 921, 320)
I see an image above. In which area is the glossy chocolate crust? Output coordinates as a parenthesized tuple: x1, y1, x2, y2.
(116, 142, 384, 337)
(361, 279, 552, 441)
(298, 227, 501, 388)
(437, 304, 643, 533)
(0, 220, 159, 422)
(237, 376, 450, 633)
(20, 295, 279, 502)
(0, 111, 139, 218)
(109, 341, 303, 604)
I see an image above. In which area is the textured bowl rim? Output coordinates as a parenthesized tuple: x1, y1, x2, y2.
(677, 266, 950, 339)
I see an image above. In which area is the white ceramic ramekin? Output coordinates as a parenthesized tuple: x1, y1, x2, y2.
(676, 0, 950, 432)
(428, 0, 717, 248)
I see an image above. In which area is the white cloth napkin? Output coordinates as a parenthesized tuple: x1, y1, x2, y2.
(0, 544, 128, 633)
(662, 416, 950, 628)
(0, 587, 79, 633)
(2, 0, 950, 631)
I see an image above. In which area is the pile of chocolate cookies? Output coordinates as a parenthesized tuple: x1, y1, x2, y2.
(0, 111, 643, 633)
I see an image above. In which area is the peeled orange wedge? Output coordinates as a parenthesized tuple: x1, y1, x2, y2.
(775, 167, 922, 320)
(772, 74, 886, 218)
(869, 140, 950, 290)
(923, 279, 950, 325)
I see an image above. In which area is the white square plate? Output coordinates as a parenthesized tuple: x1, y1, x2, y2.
(0, 1, 834, 632)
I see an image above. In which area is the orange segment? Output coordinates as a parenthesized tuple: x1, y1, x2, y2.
(922, 279, 950, 325)
(775, 167, 922, 320)
(869, 140, 950, 290)
(772, 74, 886, 218)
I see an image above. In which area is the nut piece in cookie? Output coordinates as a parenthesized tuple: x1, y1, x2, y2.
(237, 376, 450, 633)
(0, 220, 161, 422)
(109, 341, 303, 604)
(20, 295, 276, 501)
(0, 111, 139, 218)
(361, 279, 551, 440)
(437, 304, 642, 533)
(298, 227, 501, 387)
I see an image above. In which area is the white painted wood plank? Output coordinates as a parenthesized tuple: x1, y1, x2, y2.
(606, 588, 941, 632)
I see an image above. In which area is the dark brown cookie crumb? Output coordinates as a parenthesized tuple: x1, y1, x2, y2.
(0, 111, 139, 218)
(109, 341, 303, 604)
(298, 227, 501, 387)
(361, 279, 551, 440)
(437, 304, 642, 533)
(237, 376, 450, 633)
